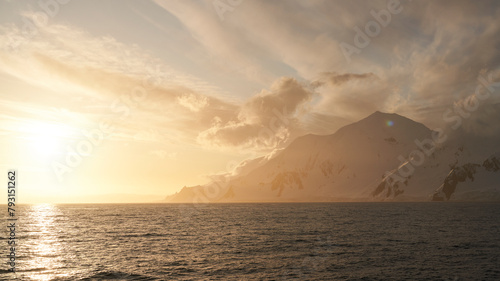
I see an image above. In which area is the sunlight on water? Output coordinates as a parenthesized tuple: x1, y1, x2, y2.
(1, 203, 497, 280)
(24, 204, 65, 281)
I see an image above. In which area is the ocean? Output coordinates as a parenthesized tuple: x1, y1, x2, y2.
(1, 202, 499, 280)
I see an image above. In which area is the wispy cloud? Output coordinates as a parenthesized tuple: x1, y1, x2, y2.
(0, 18, 240, 145)
(2, 0, 500, 153)
(312, 72, 377, 88)
(154, 0, 500, 135)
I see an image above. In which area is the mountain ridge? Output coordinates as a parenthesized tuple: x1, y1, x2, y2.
(166, 111, 500, 203)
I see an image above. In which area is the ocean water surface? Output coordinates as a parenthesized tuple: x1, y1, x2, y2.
(1, 202, 499, 280)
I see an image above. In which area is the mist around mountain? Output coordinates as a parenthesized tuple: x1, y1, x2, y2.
(166, 112, 500, 203)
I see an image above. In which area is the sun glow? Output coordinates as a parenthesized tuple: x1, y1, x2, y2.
(21, 121, 76, 158)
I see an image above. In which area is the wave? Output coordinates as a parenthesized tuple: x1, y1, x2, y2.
(120, 233, 168, 238)
(0, 269, 14, 274)
(79, 270, 158, 280)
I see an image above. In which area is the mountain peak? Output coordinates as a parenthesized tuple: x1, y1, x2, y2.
(371, 110, 386, 115)
(365, 111, 404, 121)
(355, 111, 428, 132)
(286, 112, 430, 154)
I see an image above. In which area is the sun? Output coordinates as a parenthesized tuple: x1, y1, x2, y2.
(22, 121, 76, 158)
(36, 133, 61, 157)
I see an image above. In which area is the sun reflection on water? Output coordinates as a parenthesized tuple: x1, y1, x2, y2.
(22, 204, 66, 281)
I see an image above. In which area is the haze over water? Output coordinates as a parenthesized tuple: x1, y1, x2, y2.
(1, 202, 499, 280)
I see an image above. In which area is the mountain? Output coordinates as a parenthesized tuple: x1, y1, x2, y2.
(165, 111, 500, 203)
(431, 152, 500, 201)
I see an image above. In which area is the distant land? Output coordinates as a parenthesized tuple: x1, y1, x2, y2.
(166, 112, 500, 203)
(20, 193, 163, 204)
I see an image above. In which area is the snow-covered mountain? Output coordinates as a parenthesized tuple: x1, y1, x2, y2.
(431, 152, 500, 201)
(166, 111, 500, 203)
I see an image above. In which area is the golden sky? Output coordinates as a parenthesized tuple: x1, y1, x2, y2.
(1, 0, 500, 203)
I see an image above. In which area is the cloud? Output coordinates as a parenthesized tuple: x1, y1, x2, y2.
(156, 0, 500, 133)
(460, 102, 500, 137)
(312, 72, 376, 88)
(312, 70, 397, 121)
(0, 18, 223, 97)
(153, 0, 375, 82)
(153, 0, 276, 86)
(197, 77, 314, 150)
(3, 1, 500, 154)
(0, 19, 240, 145)
(177, 93, 209, 112)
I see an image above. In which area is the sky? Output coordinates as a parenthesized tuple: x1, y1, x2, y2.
(1, 0, 500, 203)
